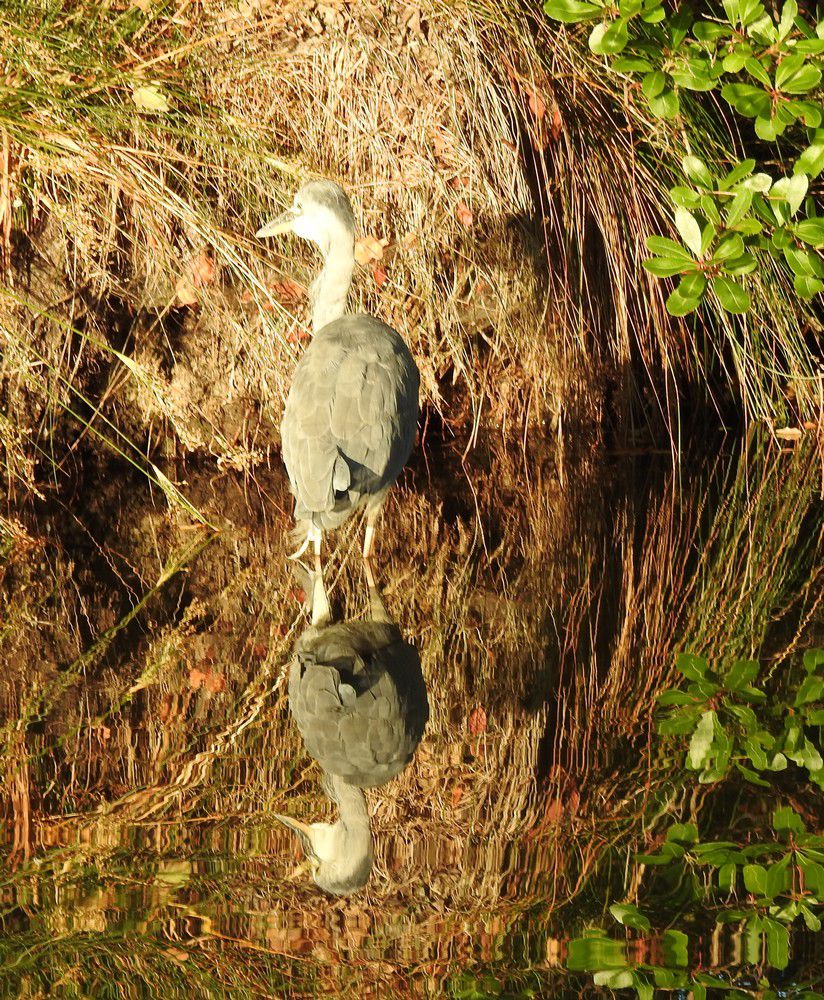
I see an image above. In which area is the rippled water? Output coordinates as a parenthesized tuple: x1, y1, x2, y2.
(1, 430, 821, 997)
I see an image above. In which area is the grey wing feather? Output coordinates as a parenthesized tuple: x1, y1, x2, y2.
(280, 315, 419, 529)
(289, 622, 428, 788)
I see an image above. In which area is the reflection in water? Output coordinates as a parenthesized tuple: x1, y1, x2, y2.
(277, 572, 428, 895)
(1, 433, 821, 994)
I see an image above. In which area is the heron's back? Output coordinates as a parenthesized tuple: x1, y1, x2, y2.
(280, 315, 419, 529)
(289, 621, 428, 788)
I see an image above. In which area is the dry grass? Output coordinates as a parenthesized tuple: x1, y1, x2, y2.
(3, 0, 819, 510)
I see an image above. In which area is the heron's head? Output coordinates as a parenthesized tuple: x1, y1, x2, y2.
(256, 180, 355, 256)
(275, 813, 373, 896)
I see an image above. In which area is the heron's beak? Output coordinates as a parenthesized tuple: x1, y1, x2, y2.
(256, 208, 300, 238)
(274, 813, 314, 855)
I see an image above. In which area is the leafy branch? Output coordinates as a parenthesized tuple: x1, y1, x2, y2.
(543, 0, 824, 316)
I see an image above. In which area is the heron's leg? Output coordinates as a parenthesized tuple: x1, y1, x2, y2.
(310, 535, 331, 627)
(362, 506, 380, 560)
(362, 557, 392, 624)
(288, 521, 321, 561)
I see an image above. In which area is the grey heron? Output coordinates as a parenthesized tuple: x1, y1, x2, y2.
(276, 569, 428, 895)
(256, 180, 420, 573)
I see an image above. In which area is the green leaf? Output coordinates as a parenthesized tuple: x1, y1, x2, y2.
(670, 185, 702, 208)
(672, 59, 716, 91)
(132, 84, 171, 113)
(723, 159, 756, 187)
(712, 275, 751, 313)
(543, 0, 602, 22)
(646, 236, 692, 258)
(566, 933, 628, 971)
(764, 853, 791, 899)
(743, 737, 768, 769)
(613, 55, 653, 71)
(739, 683, 767, 701)
(743, 863, 767, 894)
(714, 235, 745, 262)
(642, 70, 667, 98)
(735, 761, 771, 785)
(682, 155, 714, 188)
(609, 902, 651, 931)
(796, 38, 824, 54)
(783, 247, 824, 277)
(799, 856, 824, 894)
(635, 851, 673, 864)
(694, 21, 730, 42)
(744, 56, 772, 86)
(803, 649, 824, 674)
(700, 195, 723, 227)
(784, 65, 823, 94)
(741, 172, 772, 192)
(728, 704, 759, 730)
(755, 112, 785, 142)
(659, 711, 702, 735)
(690, 678, 721, 698)
(643, 256, 693, 277)
(666, 286, 701, 316)
(676, 652, 708, 680)
(773, 806, 805, 833)
(787, 100, 823, 127)
(748, 13, 775, 40)
(722, 0, 738, 24)
(723, 254, 759, 275)
(723, 51, 749, 73)
(679, 272, 708, 298)
(795, 218, 824, 246)
(778, 0, 797, 40)
(764, 918, 789, 970)
(657, 690, 698, 705)
(725, 659, 759, 690)
(589, 18, 629, 53)
(793, 274, 824, 298)
(721, 82, 772, 117)
(688, 710, 716, 769)
(772, 173, 809, 217)
(667, 822, 699, 843)
(674, 207, 703, 255)
(593, 970, 634, 988)
(648, 89, 680, 119)
(718, 862, 736, 889)
(640, 5, 665, 23)
(726, 188, 754, 227)
(777, 54, 823, 93)
(800, 904, 822, 931)
(795, 674, 824, 705)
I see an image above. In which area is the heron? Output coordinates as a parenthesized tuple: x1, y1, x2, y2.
(276, 567, 428, 895)
(256, 180, 420, 576)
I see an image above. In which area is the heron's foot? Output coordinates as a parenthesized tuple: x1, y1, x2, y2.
(287, 537, 311, 561)
(288, 522, 321, 561)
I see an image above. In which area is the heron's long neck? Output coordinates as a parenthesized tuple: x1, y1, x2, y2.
(330, 775, 370, 833)
(326, 775, 373, 889)
(311, 234, 354, 332)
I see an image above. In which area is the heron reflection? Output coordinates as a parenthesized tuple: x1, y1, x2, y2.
(277, 566, 428, 895)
